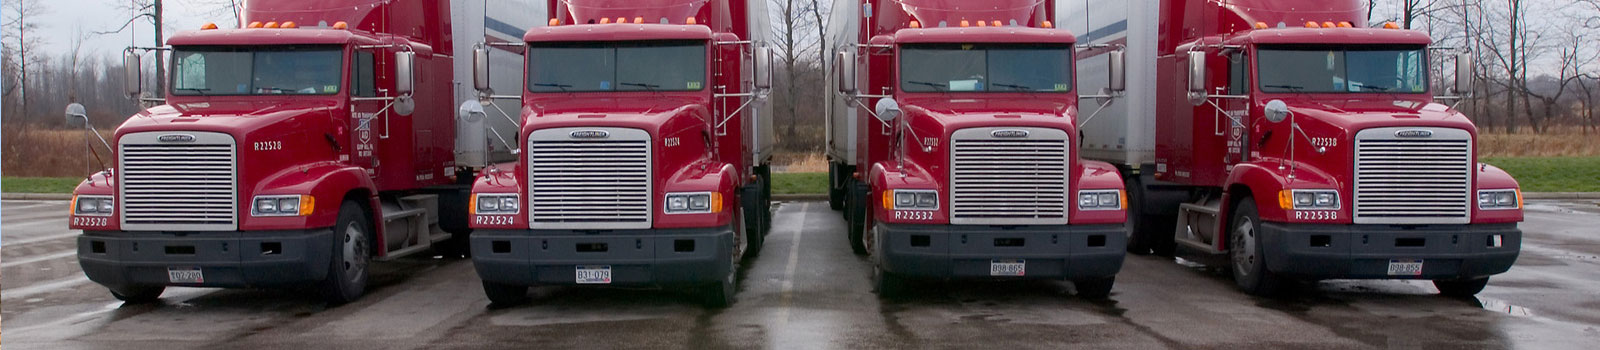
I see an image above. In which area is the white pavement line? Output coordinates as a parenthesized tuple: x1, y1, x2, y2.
(2, 275, 92, 301)
(775, 202, 810, 326)
(2, 232, 80, 247)
(2, 250, 77, 268)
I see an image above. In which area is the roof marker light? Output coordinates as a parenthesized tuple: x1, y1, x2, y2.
(960, 20, 969, 27)
(1041, 20, 1053, 28)
(1338, 21, 1352, 28)
(549, 18, 560, 26)
(686, 17, 697, 25)
(332, 21, 348, 29)
(201, 23, 218, 30)
(992, 20, 1001, 27)
(1383, 22, 1400, 29)
(264, 22, 279, 28)
(281, 21, 297, 28)
(600, 17, 610, 24)
(977, 20, 987, 27)
(616, 17, 625, 24)
(634, 17, 643, 24)
(1253, 22, 1267, 29)
(248, 21, 263, 28)
(909, 20, 921, 28)
(1305, 21, 1318, 28)
(1322, 22, 1335, 28)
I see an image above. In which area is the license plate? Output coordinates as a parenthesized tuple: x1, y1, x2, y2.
(576, 265, 612, 284)
(990, 259, 1026, 277)
(1387, 259, 1424, 276)
(167, 267, 204, 284)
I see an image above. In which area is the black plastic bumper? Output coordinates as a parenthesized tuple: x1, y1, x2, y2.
(874, 223, 1126, 281)
(77, 229, 334, 290)
(1259, 222, 1521, 280)
(470, 225, 734, 287)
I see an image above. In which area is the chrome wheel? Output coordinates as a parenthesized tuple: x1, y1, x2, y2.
(1231, 216, 1257, 279)
(341, 221, 369, 285)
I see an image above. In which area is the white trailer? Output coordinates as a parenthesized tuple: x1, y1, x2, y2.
(1059, 0, 1158, 168)
(823, 0, 860, 211)
(451, 0, 544, 166)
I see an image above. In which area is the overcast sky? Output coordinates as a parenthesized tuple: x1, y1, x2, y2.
(28, 0, 235, 60)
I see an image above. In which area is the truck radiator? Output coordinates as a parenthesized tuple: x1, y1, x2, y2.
(527, 127, 653, 230)
(118, 132, 238, 231)
(1353, 127, 1473, 224)
(948, 127, 1072, 225)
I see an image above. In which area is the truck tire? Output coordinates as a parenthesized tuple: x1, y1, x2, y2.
(1229, 201, 1284, 296)
(738, 204, 762, 260)
(1433, 277, 1490, 298)
(482, 281, 529, 307)
(759, 165, 773, 233)
(704, 208, 745, 308)
(321, 201, 372, 305)
(434, 186, 473, 258)
(873, 265, 905, 298)
(1125, 176, 1177, 256)
(1074, 277, 1115, 299)
(110, 285, 165, 304)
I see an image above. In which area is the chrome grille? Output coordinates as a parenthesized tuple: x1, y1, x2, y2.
(1353, 127, 1473, 224)
(949, 127, 1071, 225)
(528, 127, 652, 229)
(118, 132, 238, 231)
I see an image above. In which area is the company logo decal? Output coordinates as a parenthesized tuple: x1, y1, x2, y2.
(1394, 129, 1434, 138)
(157, 134, 196, 143)
(991, 129, 1029, 138)
(570, 130, 610, 139)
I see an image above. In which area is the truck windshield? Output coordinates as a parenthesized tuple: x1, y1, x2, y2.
(899, 43, 1073, 93)
(171, 46, 343, 95)
(527, 40, 706, 92)
(1257, 45, 1428, 94)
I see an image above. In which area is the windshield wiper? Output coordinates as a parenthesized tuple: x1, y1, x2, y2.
(991, 83, 1034, 91)
(1350, 82, 1392, 92)
(533, 82, 572, 92)
(1264, 84, 1305, 92)
(620, 82, 660, 92)
(906, 81, 947, 91)
(174, 88, 210, 96)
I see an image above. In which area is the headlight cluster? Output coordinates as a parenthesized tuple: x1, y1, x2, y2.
(253, 195, 314, 217)
(73, 195, 114, 216)
(474, 193, 520, 215)
(1478, 189, 1520, 210)
(889, 190, 938, 210)
(666, 192, 720, 214)
(1280, 189, 1339, 210)
(1077, 190, 1123, 210)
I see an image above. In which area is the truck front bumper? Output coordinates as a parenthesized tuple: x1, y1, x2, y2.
(874, 223, 1126, 281)
(77, 229, 334, 290)
(1259, 223, 1521, 280)
(470, 225, 735, 287)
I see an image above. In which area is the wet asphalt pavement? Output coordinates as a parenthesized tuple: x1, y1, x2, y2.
(3, 199, 1600, 349)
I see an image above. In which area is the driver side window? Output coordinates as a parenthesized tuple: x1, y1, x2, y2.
(1227, 52, 1247, 96)
(351, 51, 377, 97)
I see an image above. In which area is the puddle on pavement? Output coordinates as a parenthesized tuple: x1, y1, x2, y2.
(1474, 296, 1534, 317)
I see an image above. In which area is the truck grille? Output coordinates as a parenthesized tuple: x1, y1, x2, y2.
(527, 127, 653, 229)
(1353, 127, 1473, 224)
(949, 127, 1071, 225)
(118, 132, 238, 231)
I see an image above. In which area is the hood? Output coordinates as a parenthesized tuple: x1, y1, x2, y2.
(118, 98, 342, 137)
(1269, 95, 1474, 132)
(897, 95, 1077, 133)
(521, 94, 711, 135)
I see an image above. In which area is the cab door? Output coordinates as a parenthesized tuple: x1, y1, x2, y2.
(349, 49, 384, 178)
(1221, 50, 1251, 167)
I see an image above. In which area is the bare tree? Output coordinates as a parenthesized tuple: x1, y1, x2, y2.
(2, 0, 49, 122)
(771, 0, 822, 149)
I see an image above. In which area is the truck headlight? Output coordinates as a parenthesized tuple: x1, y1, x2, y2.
(473, 193, 519, 215)
(886, 189, 938, 210)
(665, 192, 719, 214)
(1478, 189, 1520, 210)
(252, 195, 314, 216)
(1279, 189, 1339, 210)
(73, 195, 114, 216)
(1077, 190, 1124, 210)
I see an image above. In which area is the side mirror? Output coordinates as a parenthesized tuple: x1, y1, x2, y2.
(873, 97, 900, 122)
(837, 50, 858, 94)
(394, 51, 416, 96)
(1187, 51, 1206, 94)
(65, 103, 88, 128)
(754, 46, 773, 89)
(1264, 99, 1289, 123)
(473, 46, 491, 93)
(1108, 48, 1127, 92)
(1454, 52, 1474, 94)
(123, 51, 142, 97)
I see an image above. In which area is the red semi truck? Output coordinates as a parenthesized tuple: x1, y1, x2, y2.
(67, 0, 539, 304)
(825, 0, 1129, 297)
(1064, 0, 1522, 296)
(466, 0, 775, 307)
